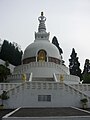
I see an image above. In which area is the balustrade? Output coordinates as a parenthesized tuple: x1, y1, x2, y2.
(48, 83, 52, 89)
(1, 81, 90, 106)
(43, 83, 47, 89)
(71, 84, 90, 92)
(14, 62, 66, 74)
(0, 83, 21, 93)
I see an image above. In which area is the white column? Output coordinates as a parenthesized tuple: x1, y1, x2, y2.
(36, 56, 37, 62)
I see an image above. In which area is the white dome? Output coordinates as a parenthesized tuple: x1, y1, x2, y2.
(22, 12, 62, 62)
(23, 41, 61, 60)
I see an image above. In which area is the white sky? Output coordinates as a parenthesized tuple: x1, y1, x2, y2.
(0, 0, 90, 70)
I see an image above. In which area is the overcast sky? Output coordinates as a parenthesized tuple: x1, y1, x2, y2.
(0, 0, 90, 70)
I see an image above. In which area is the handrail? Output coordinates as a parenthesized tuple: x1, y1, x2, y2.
(14, 62, 67, 74)
(71, 84, 90, 91)
(53, 73, 58, 82)
(29, 72, 33, 82)
(64, 83, 90, 99)
(5, 81, 90, 100)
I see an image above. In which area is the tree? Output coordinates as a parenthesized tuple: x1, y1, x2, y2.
(83, 59, 90, 74)
(69, 48, 82, 80)
(0, 64, 11, 82)
(82, 59, 90, 83)
(0, 40, 9, 61)
(4, 60, 9, 68)
(52, 36, 63, 55)
(0, 91, 9, 106)
(0, 40, 23, 66)
(80, 98, 88, 109)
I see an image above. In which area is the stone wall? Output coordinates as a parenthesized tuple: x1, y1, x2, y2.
(2, 82, 90, 109)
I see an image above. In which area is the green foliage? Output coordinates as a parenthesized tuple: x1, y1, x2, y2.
(82, 59, 90, 83)
(83, 59, 90, 74)
(52, 36, 63, 55)
(4, 61, 9, 68)
(0, 91, 9, 106)
(80, 98, 88, 109)
(0, 64, 11, 82)
(0, 40, 23, 66)
(0, 91, 9, 100)
(81, 98, 88, 103)
(69, 48, 82, 80)
(83, 74, 90, 83)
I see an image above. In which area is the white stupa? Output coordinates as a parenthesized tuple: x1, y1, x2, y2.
(2, 13, 90, 111)
(8, 12, 80, 84)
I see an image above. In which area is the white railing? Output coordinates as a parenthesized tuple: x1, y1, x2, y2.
(71, 84, 90, 91)
(55, 74, 80, 84)
(14, 62, 67, 74)
(7, 73, 30, 81)
(6, 81, 90, 100)
(29, 73, 33, 82)
(53, 73, 58, 82)
(64, 83, 90, 98)
(7, 62, 68, 81)
(0, 81, 89, 108)
(0, 83, 21, 94)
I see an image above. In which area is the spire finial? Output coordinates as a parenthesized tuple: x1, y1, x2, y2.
(41, 12, 43, 16)
(38, 12, 46, 23)
(35, 12, 50, 41)
(38, 12, 46, 32)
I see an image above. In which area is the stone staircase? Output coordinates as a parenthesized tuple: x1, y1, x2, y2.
(1, 74, 90, 108)
(1, 80, 89, 108)
(32, 77, 54, 81)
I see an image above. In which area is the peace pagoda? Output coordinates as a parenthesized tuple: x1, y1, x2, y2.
(7, 12, 79, 84)
(0, 12, 90, 112)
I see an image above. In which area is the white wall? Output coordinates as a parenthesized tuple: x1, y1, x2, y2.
(3, 82, 90, 109)
(13, 62, 68, 78)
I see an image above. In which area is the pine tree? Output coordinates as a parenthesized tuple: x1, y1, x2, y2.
(0, 64, 11, 82)
(52, 36, 63, 55)
(83, 59, 90, 74)
(0, 40, 23, 66)
(69, 48, 82, 80)
(0, 40, 9, 61)
(82, 59, 90, 83)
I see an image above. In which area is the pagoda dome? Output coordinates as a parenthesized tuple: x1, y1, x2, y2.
(23, 40, 61, 60)
(22, 12, 62, 64)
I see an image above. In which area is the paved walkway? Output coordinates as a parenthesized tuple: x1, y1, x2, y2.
(1, 108, 90, 119)
(0, 109, 14, 120)
(9, 107, 90, 117)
